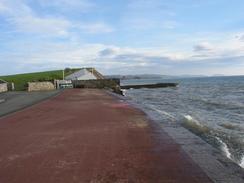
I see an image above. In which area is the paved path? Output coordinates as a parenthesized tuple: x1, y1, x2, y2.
(0, 89, 212, 183)
(0, 91, 60, 117)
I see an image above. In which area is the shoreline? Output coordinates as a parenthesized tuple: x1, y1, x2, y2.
(117, 91, 244, 182)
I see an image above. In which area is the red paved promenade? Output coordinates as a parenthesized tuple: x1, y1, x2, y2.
(0, 89, 212, 183)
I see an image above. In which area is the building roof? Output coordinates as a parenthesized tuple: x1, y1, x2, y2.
(86, 68, 105, 79)
(65, 68, 104, 80)
(0, 79, 7, 84)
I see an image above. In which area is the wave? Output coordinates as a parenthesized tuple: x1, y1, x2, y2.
(182, 115, 244, 169)
(121, 89, 127, 96)
(240, 156, 244, 168)
(182, 115, 211, 136)
(215, 137, 231, 159)
(190, 97, 244, 110)
(138, 103, 244, 169)
(219, 123, 244, 131)
(147, 105, 176, 122)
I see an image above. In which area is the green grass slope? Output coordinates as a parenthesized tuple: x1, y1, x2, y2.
(0, 68, 80, 91)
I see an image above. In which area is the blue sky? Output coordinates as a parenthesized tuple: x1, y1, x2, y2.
(0, 0, 244, 75)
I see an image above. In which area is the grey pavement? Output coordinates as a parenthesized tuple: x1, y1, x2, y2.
(0, 91, 60, 117)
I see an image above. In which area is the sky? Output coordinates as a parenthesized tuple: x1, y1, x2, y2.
(0, 0, 244, 76)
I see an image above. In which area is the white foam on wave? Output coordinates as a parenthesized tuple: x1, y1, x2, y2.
(184, 115, 194, 122)
(182, 115, 212, 136)
(183, 115, 202, 126)
(183, 116, 244, 169)
(216, 137, 232, 159)
(148, 105, 176, 122)
(240, 156, 244, 168)
(121, 89, 127, 96)
(183, 115, 244, 169)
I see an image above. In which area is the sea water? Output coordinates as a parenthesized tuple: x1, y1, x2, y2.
(121, 76, 244, 168)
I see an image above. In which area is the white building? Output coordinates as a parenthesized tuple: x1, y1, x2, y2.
(65, 68, 104, 81)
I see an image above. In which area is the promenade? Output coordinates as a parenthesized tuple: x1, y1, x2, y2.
(0, 89, 212, 183)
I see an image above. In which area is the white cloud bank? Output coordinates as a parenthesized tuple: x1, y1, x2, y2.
(0, 0, 114, 36)
(2, 31, 244, 75)
(0, 0, 244, 76)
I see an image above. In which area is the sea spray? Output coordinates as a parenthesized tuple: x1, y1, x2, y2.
(147, 107, 244, 169)
(240, 156, 244, 168)
(216, 137, 232, 159)
(121, 89, 127, 96)
(182, 115, 211, 137)
(147, 104, 176, 122)
(182, 115, 244, 168)
(182, 115, 231, 159)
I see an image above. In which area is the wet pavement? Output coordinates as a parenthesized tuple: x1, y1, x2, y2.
(0, 89, 212, 183)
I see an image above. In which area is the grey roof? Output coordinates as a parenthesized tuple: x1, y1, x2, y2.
(0, 79, 7, 84)
(67, 69, 87, 79)
(65, 68, 96, 80)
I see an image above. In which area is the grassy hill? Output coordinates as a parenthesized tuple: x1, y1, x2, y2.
(0, 68, 80, 91)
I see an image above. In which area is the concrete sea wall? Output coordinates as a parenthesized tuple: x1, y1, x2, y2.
(72, 79, 122, 94)
(28, 82, 55, 92)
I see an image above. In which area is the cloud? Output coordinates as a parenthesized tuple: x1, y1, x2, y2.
(239, 35, 244, 42)
(162, 20, 179, 29)
(1, 40, 244, 75)
(127, 0, 170, 14)
(10, 16, 71, 36)
(191, 35, 244, 60)
(122, 0, 178, 30)
(0, 0, 32, 16)
(1, 1, 244, 76)
(78, 22, 114, 34)
(0, 0, 70, 36)
(38, 0, 95, 12)
(0, 42, 173, 68)
(0, 0, 113, 36)
(194, 42, 213, 52)
(99, 48, 117, 57)
(0, 1, 9, 12)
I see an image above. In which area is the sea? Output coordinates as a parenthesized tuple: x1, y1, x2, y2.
(121, 76, 244, 169)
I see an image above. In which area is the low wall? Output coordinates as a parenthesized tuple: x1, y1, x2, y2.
(28, 82, 55, 92)
(72, 79, 122, 94)
(0, 83, 8, 93)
